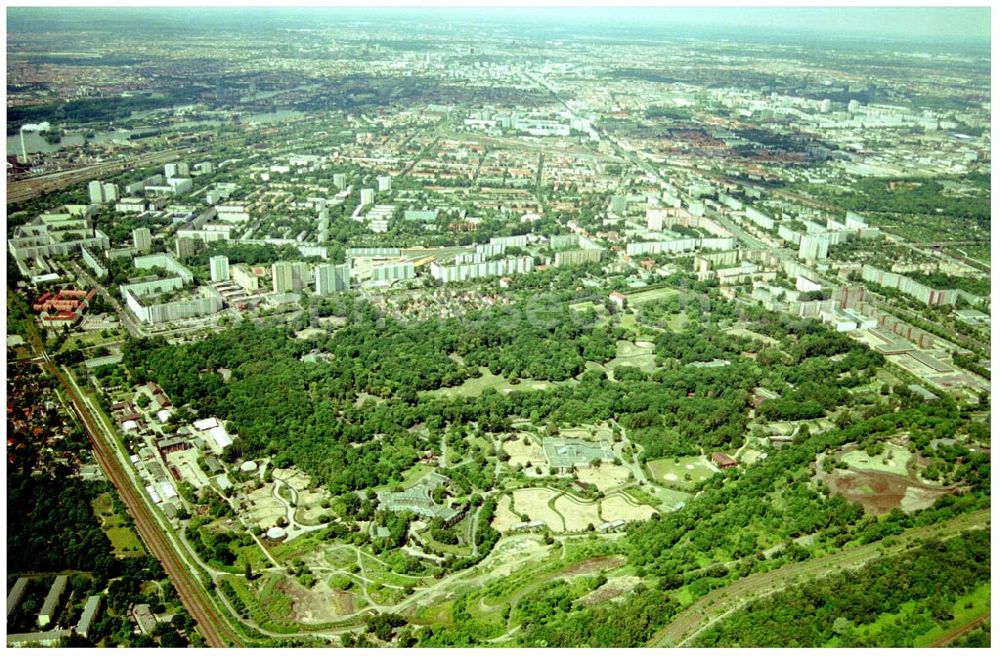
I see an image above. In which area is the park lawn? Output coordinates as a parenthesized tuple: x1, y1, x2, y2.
(374, 463, 434, 492)
(58, 329, 124, 354)
(92, 491, 146, 557)
(646, 456, 717, 490)
(840, 445, 912, 476)
(624, 286, 681, 305)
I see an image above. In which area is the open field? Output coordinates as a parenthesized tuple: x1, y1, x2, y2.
(491, 494, 522, 532)
(646, 456, 717, 490)
(502, 436, 544, 468)
(511, 487, 564, 532)
(375, 463, 434, 492)
(277, 573, 355, 624)
(555, 494, 603, 532)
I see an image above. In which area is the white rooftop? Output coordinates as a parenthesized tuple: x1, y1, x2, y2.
(193, 417, 219, 431)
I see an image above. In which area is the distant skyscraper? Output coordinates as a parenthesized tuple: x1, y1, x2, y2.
(360, 188, 375, 206)
(102, 182, 118, 202)
(210, 255, 230, 282)
(333, 173, 347, 190)
(88, 181, 105, 204)
(377, 175, 392, 192)
(132, 227, 152, 252)
(314, 263, 350, 295)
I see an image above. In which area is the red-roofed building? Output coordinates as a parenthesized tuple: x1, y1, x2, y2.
(711, 452, 738, 469)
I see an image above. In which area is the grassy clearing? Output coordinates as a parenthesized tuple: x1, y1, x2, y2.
(424, 367, 571, 398)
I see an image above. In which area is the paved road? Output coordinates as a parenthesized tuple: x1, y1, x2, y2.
(648, 507, 990, 647)
(18, 313, 243, 647)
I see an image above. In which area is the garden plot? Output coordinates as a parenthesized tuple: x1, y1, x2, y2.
(243, 486, 287, 529)
(490, 494, 521, 533)
(502, 437, 545, 468)
(295, 490, 329, 525)
(576, 463, 632, 491)
(511, 488, 565, 532)
(273, 467, 312, 491)
(554, 494, 603, 532)
(600, 492, 657, 523)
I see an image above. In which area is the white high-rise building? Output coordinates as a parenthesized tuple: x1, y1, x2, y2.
(315, 263, 350, 295)
(333, 173, 347, 190)
(360, 188, 375, 206)
(132, 227, 152, 252)
(88, 181, 105, 204)
(102, 182, 118, 202)
(377, 175, 392, 192)
(210, 255, 230, 282)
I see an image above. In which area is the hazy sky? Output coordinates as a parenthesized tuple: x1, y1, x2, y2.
(7, 6, 991, 44)
(639, 6, 991, 42)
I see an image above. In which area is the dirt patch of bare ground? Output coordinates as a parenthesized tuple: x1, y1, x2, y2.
(823, 469, 956, 515)
(277, 576, 354, 624)
(578, 575, 642, 606)
(557, 555, 626, 577)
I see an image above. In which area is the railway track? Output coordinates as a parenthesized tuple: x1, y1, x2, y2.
(20, 315, 243, 647)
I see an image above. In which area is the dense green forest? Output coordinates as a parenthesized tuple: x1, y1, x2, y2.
(119, 293, 990, 647)
(806, 177, 990, 227)
(695, 530, 990, 647)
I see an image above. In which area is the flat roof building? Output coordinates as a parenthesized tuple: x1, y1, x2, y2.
(75, 595, 102, 639)
(38, 575, 68, 628)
